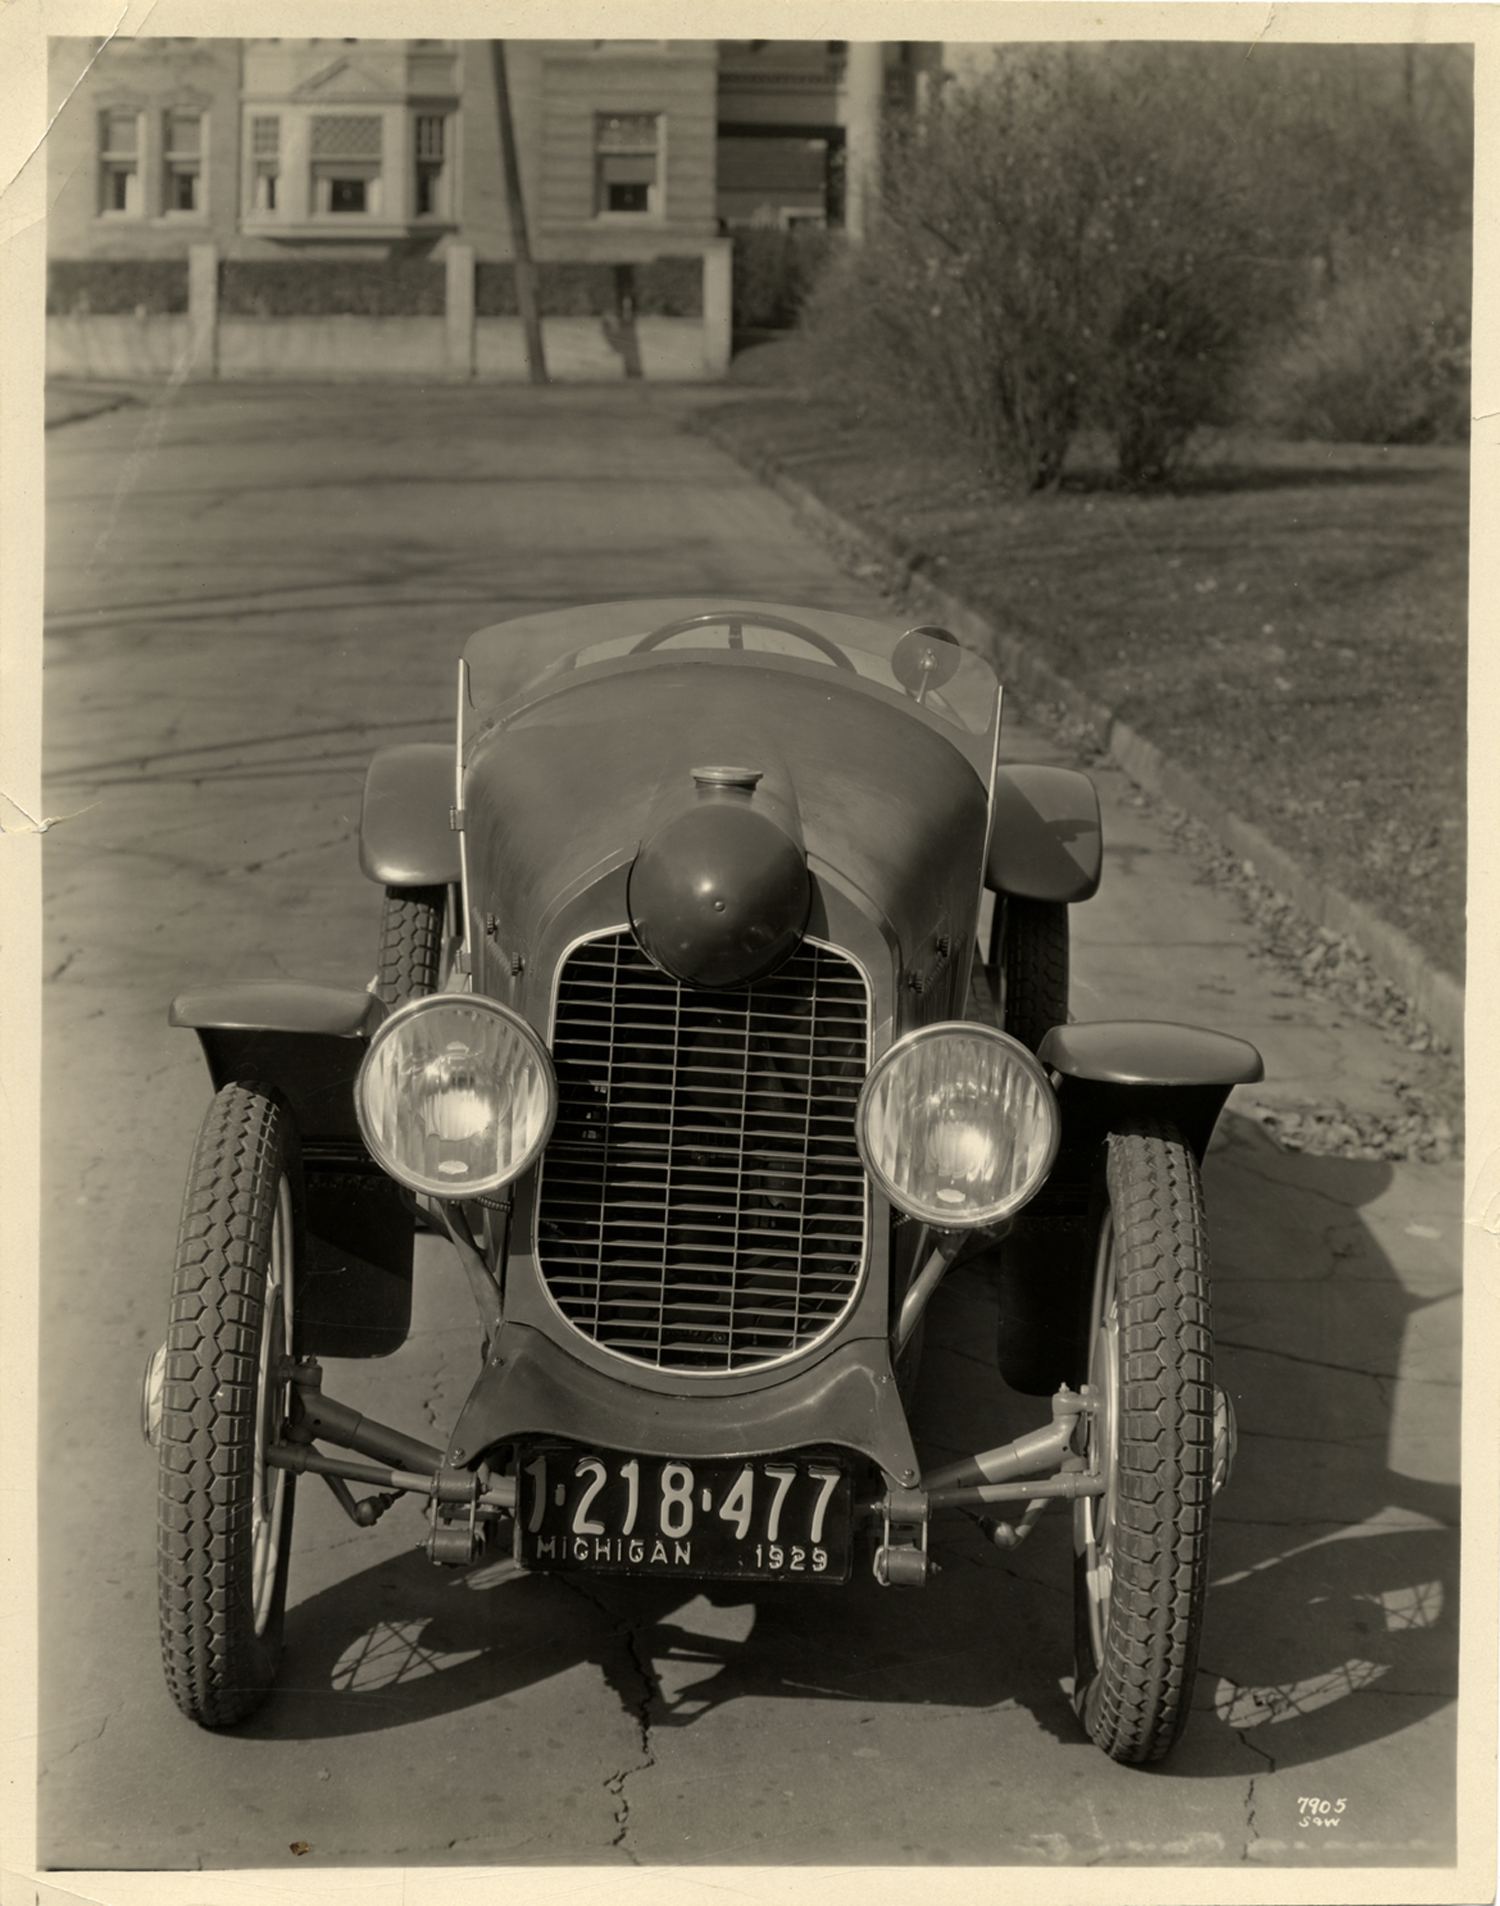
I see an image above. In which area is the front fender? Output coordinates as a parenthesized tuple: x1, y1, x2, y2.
(169, 981, 412, 1359)
(1038, 1018, 1264, 1162)
(447, 1323, 922, 1488)
(170, 982, 383, 1138)
(359, 742, 461, 888)
(986, 765, 1102, 905)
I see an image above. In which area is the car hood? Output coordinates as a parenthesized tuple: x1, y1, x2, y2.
(459, 618, 996, 1002)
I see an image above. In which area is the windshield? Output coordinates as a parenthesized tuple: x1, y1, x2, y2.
(464, 598, 1001, 740)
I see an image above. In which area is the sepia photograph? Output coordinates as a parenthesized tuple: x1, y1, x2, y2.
(1, 5, 1492, 1902)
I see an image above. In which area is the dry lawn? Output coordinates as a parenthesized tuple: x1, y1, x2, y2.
(706, 346, 1467, 983)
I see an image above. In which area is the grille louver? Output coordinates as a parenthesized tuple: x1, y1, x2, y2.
(537, 931, 870, 1373)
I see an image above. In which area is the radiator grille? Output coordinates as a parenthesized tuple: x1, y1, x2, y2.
(536, 931, 870, 1373)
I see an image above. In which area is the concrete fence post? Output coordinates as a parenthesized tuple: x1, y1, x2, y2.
(702, 239, 733, 379)
(445, 243, 476, 379)
(186, 243, 218, 381)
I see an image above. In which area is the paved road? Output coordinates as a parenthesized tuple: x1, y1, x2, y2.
(31, 384, 1465, 1883)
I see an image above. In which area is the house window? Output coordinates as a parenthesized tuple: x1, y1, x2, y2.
(164, 111, 203, 214)
(99, 108, 141, 216)
(251, 115, 279, 212)
(414, 113, 448, 218)
(595, 112, 660, 216)
(310, 114, 383, 215)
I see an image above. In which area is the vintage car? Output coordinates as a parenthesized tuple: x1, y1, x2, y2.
(143, 599, 1263, 1764)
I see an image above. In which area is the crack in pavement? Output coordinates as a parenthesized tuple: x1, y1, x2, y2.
(1242, 1774, 1261, 1861)
(605, 1622, 662, 1864)
(440, 1830, 543, 1856)
(1211, 1512, 1452, 1536)
(556, 1576, 660, 1864)
(1218, 1152, 1372, 1211)
(212, 832, 358, 879)
(39, 1709, 114, 1774)
(1232, 1724, 1278, 1773)
(417, 1343, 451, 1435)
(1215, 1335, 1402, 1381)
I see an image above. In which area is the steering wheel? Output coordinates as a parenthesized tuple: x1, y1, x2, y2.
(631, 610, 857, 671)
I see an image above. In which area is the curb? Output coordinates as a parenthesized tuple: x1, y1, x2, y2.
(696, 412, 1464, 1059)
(45, 384, 144, 429)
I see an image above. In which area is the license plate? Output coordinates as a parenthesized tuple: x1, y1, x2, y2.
(517, 1444, 853, 1582)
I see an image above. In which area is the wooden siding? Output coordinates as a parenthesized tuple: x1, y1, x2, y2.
(47, 38, 244, 259)
(537, 49, 717, 236)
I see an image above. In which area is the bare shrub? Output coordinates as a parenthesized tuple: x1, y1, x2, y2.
(801, 51, 1295, 487)
(1245, 236, 1471, 445)
(800, 57, 1098, 490)
(732, 228, 839, 332)
(799, 44, 1472, 483)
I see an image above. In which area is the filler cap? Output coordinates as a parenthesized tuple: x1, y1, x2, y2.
(629, 769, 810, 989)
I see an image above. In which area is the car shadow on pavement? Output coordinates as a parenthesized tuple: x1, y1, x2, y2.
(1163, 1116, 1461, 1782)
(910, 1111, 1460, 1784)
(257, 1509, 1081, 1745)
(256, 1116, 1458, 1794)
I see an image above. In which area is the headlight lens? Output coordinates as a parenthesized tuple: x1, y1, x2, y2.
(856, 1021, 1059, 1228)
(356, 995, 557, 1197)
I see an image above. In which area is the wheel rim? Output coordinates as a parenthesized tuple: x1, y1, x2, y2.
(251, 1172, 294, 1635)
(1080, 1215, 1121, 1665)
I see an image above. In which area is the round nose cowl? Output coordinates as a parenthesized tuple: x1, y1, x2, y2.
(629, 799, 811, 989)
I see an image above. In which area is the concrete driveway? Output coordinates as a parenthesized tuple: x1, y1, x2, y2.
(20, 382, 1474, 1891)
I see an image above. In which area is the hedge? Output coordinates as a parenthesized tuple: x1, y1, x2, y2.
(49, 255, 707, 319)
(48, 259, 189, 316)
(220, 258, 446, 317)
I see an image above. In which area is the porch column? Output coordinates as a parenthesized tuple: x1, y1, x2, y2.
(186, 243, 218, 381)
(445, 243, 476, 378)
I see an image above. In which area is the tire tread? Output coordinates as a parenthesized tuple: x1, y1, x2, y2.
(1001, 898, 1069, 1053)
(156, 1083, 295, 1728)
(374, 885, 445, 1006)
(1077, 1119, 1214, 1764)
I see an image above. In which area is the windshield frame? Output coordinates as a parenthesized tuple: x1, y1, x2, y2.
(463, 599, 1002, 750)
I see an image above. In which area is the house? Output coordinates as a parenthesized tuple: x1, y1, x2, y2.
(48, 40, 723, 261)
(44, 36, 935, 379)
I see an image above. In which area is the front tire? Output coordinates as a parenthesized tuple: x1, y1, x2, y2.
(157, 1084, 300, 1727)
(991, 897, 1069, 1053)
(375, 884, 450, 1006)
(1072, 1121, 1214, 1763)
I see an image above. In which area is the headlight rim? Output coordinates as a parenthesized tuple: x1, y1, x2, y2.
(354, 991, 558, 1199)
(855, 1018, 1060, 1231)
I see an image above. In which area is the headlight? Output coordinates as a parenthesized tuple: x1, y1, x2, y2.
(355, 995, 557, 1197)
(856, 1022, 1059, 1229)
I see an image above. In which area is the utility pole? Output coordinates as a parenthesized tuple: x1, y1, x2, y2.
(843, 42, 884, 242)
(490, 40, 547, 385)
